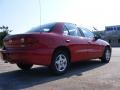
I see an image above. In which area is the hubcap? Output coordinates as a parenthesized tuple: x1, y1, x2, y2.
(55, 54, 67, 72)
(105, 49, 111, 61)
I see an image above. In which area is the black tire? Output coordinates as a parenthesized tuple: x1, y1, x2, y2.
(101, 47, 111, 63)
(17, 63, 33, 70)
(50, 50, 70, 75)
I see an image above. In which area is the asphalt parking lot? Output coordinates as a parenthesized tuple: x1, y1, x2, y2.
(0, 48, 120, 90)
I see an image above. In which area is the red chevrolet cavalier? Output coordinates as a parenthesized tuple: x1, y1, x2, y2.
(0, 22, 111, 75)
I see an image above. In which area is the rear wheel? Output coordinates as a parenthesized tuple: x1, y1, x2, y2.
(101, 47, 111, 63)
(50, 50, 70, 75)
(17, 63, 33, 70)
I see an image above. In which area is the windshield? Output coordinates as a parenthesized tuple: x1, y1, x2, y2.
(27, 23, 56, 33)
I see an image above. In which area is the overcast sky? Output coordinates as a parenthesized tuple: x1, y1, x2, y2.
(0, 0, 120, 34)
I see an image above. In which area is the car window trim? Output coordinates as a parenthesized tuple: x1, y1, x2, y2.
(63, 25, 70, 35)
(77, 27, 85, 37)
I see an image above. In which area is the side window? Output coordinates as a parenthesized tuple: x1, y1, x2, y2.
(80, 27, 94, 38)
(76, 29, 82, 36)
(63, 26, 69, 35)
(65, 23, 82, 36)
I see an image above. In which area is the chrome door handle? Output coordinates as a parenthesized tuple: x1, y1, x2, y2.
(66, 40, 70, 43)
(88, 41, 91, 44)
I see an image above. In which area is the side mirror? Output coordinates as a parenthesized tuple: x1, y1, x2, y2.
(94, 35, 101, 40)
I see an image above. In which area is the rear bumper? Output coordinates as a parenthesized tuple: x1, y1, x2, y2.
(0, 49, 53, 65)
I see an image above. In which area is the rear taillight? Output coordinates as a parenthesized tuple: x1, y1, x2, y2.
(4, 37, 38, 48)
(24, 38, 38, 47)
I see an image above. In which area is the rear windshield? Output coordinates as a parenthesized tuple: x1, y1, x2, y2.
(27, 23, 55, 33)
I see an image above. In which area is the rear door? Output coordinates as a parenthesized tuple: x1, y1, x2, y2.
(64, 23, 89, 62)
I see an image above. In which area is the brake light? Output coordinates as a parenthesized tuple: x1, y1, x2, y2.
(20, 38, 38, 47)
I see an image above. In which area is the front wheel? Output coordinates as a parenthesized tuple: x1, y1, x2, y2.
(17, 63, 33, 70)
(50, 50, 70, 75)
(101, 47, 111, 63)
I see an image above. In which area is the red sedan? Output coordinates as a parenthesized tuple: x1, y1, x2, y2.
(0, 22, 111, 75)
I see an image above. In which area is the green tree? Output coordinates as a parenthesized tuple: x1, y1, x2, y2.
(0, 26, 12, 47)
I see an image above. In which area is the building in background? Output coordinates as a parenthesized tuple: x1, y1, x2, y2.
(103, 25, 120, 47)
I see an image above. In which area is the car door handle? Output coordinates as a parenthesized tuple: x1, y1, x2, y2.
(66, 40, 70, 43)
(88, 41, 92, 44)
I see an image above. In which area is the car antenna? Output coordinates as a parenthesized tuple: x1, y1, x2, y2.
(93, 27, 98, 31)
(38, 0, 41, 33)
